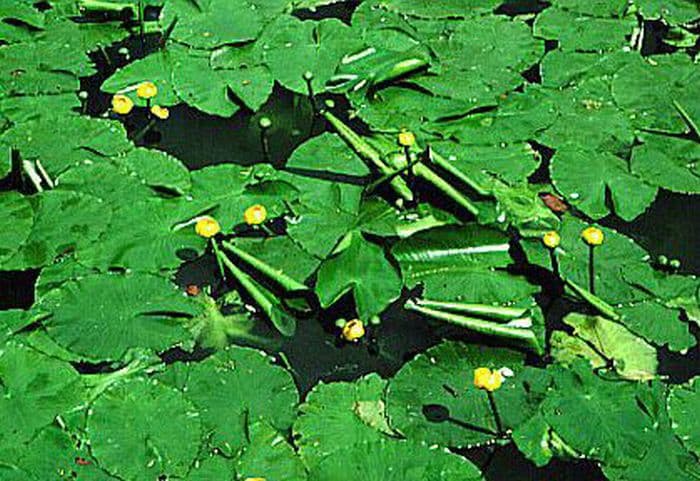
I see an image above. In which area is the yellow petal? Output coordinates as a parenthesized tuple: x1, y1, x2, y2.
(341, 319, 365, 342)
(195, 217, 221, 238)
(542, 231, 561, 249)
(111, 94, 134, 115)
(581, 226, 604, 246)
(136, 81, 158, 99)
(244, 204, 267, 225)
(150, 105, 170, 120)
(473, 367, 492, 389)
(398, 130, 416, 147)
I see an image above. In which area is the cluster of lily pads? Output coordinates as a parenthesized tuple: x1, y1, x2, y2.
(1, 0, 699, 480)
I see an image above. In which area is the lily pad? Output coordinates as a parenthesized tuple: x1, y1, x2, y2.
(0, 192, 34, 265)
(157, 346, 299, 456)
(315, 230, 402, 319)
(308, 438, 483, 481)
(36, 272, 201, 361)
(0, 342, 84, 446)
(87, 377, 202, 481)
(294, 374, 394, 469)
(386, 341, 527, 447)
(668, 376, 700, 458)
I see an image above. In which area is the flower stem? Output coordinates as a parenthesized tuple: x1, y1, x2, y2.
(563, 278, 621, 321)
(486, 391, 504, 436)
(322, 110, 414, 203)
(588, 245, 595, 294)
(221, 240, 307, 293)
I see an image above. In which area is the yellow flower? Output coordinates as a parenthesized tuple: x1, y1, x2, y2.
(473, 367, 491, 388)
(473, 367, 503, 392)
(111, 94, 134, 115)
(150, 105, 170, 120)
(581, 226, 604, 246)
(244, 204, 267, 225)
(341, 319, 365, 342)
(398, 130, 416, 147)
(542, 231, 561, 249)
(244, 478, 266, 481)
(136, 81, 158, 99)
(195, 217, 220, 238)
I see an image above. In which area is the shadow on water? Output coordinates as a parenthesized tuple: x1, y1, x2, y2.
(151, 87, 323, 170)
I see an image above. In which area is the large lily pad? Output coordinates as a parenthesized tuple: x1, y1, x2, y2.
(386, 341, 528, 448)
(157, 346, 299, 456)
(36, 272, 201, 361)
(392, 224, 537, 303)
(315, 230, 402, 319)
(668, 376, 700, 458)
(294, 374, 394, 469)
(308, 438, 484, 481)
(87, 377, 202, 481)
(0, 342, 84, 446)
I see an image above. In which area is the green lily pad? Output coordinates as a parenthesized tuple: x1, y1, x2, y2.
(1, 191, 112, 271)
(287, 132, 370, 177)
(87, 377, 202, 481)
(308, 438, 484, 481)
(630, 133, 700, 194)
(668, 376, 700, 458)
(0, 192, 34, 265)
(387, 341, 527, 448)
(392, 224, 538, 303)
(612, 54, 700, 133)
(540, 361, 654, 465)
(161, 0, 288, 49)
(236, 421, 308, 481)
(157, 346, 299, 457)
(0, 342, 84, 446)
(36, 272, 201, 361)
(557, 313, 658, 381)
(294, 374, 394, 469)
(315, 230, 402, 319)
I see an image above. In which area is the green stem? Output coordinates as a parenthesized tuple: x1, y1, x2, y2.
(78, 0, 136, 13)
(215, 247, 275, 319)
(487, 391, 504, 436)
(412, 299, 528, 321)
(430, 149, 491, 197)
(411, 162, 480, 216)
(322, 110, 414, 203)
(588, 246, 595, 294)
(211, 238, 227, 281)
(221, 240, 307, 293)
(405, 300, 539, 351)
(563, 278, 621, 321)
(673, 99, 699, 137)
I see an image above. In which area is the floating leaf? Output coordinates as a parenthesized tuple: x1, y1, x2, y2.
(87, 377, 202, 481)
(315, 231, 402, 319)
(0, 342, 84, 446)
(36, 272, 201, 361)
(308, 438, 483, 481)
(668, 376, 700, 458)
(294, 374, 394, 469)
(0, 192, 34, 265)
(158, 346, 298, 456)
(556, 313, 658, 381)
(236, 421, 308, 481)
(386, 341, 528, 447)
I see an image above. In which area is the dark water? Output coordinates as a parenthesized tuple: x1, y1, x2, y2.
(1, 7, 698, 481)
